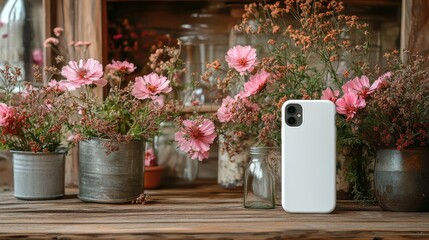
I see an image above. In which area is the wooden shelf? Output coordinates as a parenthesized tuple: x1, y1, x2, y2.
(1, 180, 429, 239)
(181, 104, 219, 113)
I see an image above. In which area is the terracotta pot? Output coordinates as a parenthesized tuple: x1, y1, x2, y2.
(144, 165, 165, 189)
(374, 148, 429, 212)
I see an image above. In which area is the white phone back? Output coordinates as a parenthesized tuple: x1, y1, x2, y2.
(281, 100, 336, 213)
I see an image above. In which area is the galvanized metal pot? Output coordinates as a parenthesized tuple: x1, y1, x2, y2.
(78, 138, 144, 203)
(374, 148, 429, 212)
(12, 150, 66, 200)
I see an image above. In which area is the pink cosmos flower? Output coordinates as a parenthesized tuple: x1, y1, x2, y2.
(336, 92, 366, 120)
(174, 119, 217, 161)
(225, 45, 257, 74)
(0, 103, 11, 127)
(151, 95, 165, 109)
(44, 37, 59, 48)
(217, 96, 235, 123)
(341, 75, 381, 98)
(372, 72, 392, 90)
(106, 60, 136, 74)
(60, 58, 107, 90)
(132, 73, 172, 100)
(241, 70, 270, 97)
(53, 27, 64, 37)
(48, 80, 66, 92)
(190, 151, 209, 161)
(145, 147, 157, 166)
(321, 87, 340, 102)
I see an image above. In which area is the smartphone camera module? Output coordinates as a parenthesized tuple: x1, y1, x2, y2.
(285, 104, 303, 127)
(287, 117, 296, 125)
(287, 106, 296, 114)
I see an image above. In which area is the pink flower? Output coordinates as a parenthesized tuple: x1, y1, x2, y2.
(132, 73, 172, 100)
(53, 27, 64, 37)
(241, 70, 270, 97)
(113, 34, 123, 40)
(48, 80, 66, 92)
(336, 92, 366, 120)
(145, 147, 157, 166)
(151, 95, 165, 109)
(321, 87, 340, 102)
(44, 37, 59, 48)
(60, 58, 106, 90)
(32, 49, 43, 65)
(67, 134, 83, 143)
(0, 103, 11, 127)
(174, 119, 217, 161)
(190, 151, 209, 161)
(217, 96, 235, 123)
(106, 60, 136, 74)
(225, 45, 257, 74)
(372, 72, 392, 90)
(341, 75, 380, 98)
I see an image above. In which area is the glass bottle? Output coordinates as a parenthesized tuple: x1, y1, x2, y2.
(244, 146, 275, 209)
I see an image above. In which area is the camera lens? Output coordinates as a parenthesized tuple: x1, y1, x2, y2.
(287, 106, 296, 114)
(287, 117, 296, 125)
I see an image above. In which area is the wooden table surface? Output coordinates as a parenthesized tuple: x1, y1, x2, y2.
(1, 181, 429, 239)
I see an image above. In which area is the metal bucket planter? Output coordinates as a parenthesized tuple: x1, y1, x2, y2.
(78, 138, 144, 203)
(374, 148, 429, 211)
(12, 150, 66, 200)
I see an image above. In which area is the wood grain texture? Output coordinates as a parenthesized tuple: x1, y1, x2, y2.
(1, 181, 429, 239)
(401, 0, 429, 58)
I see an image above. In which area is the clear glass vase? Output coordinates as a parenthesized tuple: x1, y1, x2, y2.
(154, 122, 199, 185)
(244, 146, 275, 209)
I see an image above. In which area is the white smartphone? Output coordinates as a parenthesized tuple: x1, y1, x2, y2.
(281, 100, 336, 213)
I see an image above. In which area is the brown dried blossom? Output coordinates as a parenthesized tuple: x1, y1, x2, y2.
(215, 0, 371, 147)
(348, 52, 429, 150)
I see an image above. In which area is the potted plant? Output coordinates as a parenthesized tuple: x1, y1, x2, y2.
(332, 51, 429, 211)
(0, 65, 71, 200)
(143, 141, 164, 189)
(174, 0, 372, 203)
(60, 59, 178, 203)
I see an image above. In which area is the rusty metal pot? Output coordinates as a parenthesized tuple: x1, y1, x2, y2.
(374, 148, 429, 211)
(78, 138, 144, 203)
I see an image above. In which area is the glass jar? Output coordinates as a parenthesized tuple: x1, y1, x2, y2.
(244, 146, 275, 209)
(217, 134, 253, 188)
(154, 122, 199, 185)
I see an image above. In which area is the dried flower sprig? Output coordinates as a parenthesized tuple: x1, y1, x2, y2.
(208, 0, 372, 153)
(0, 66, 72, 152)
(334, 51, 429, 150)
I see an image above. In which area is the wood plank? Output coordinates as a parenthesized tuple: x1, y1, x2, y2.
(0, 181, 429, 239)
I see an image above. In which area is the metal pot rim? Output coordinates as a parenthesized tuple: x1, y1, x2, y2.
(10, 148, 67, 155)
(82, 137, 144, 144)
